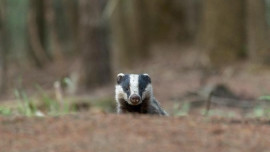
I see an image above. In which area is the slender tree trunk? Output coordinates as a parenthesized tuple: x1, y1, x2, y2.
(247, 0, 270, 64)
(62, 0, 79, 53)
(110, 0, 149, 69)
(183, 0, 201, 40)
(44, 0, 63, 60)
(124, 0, 149, 60)
(35, 0, 53, 61)
(0, 0, 7, 94)
(6, 0, 30, 59)
(79, 0, 111, 88)
(28, 0, 50, 67)
(200, 0, 246, 67)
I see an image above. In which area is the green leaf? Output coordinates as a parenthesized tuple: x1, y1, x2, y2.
(259, 96, 270, 101)
(0, 107, 12, 116)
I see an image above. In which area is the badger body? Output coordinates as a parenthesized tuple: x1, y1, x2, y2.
(115, 73, 168, 116)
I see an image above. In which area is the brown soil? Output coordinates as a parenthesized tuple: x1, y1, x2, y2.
(1, 114, 270, 152)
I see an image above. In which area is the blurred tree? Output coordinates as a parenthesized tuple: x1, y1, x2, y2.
(144, 0, 182, 41)
(6, 0, 30, 59)
(44, 0, 63, 60)
(79, 0, 111, 88)
(200, 0, 246, 67)
(28, 0, 50, 67)
(183, 0, 202, 41)
(61, 0, 79, 53)
(0, 0, 7, 94)
(247, 0, 270, 64)
(144, 0, 202, 42)
(110, 0, 149, 69)
(34, 0, 47, 53)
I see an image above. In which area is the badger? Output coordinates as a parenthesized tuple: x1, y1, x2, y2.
(115, 73, 168, 116)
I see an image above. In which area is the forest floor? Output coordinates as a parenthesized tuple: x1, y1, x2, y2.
(1, 44, 270, 151)
(1, 114, 270, 152)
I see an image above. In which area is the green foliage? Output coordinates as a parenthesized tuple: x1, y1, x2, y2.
(35, 84, 77, 115)
(0, 80, 115, 117)
(0, 106, 12, 116)
(14, 89, 38, 116)
(91, 98, 115, 113)
(173, 102, 190, 116)
(253, 106, 265, 117)
(2, 85, 78, 117)
(259, 95, 270, 101)
(201, 109, 237, 118)
(248, 104, 270, 118)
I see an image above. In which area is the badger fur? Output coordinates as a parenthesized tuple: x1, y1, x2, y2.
(115, 73, 168, 116)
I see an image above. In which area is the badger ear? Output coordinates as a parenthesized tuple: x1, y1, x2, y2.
(142, 73, 151, 83)
(117, 73, 125, 84)
(143, 73, 149, 76)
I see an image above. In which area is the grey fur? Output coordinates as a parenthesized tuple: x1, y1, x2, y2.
(117, 97, 168, 116)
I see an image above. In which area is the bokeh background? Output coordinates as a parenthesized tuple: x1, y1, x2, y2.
(1, 0, 270, 117)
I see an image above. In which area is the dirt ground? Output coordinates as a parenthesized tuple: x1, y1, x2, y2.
(1, 114, 270, 152)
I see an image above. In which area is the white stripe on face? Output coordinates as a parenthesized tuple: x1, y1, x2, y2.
(129, 74, 139, 96)
(142, 84, 153, 100)
(115, 85, 128, 101)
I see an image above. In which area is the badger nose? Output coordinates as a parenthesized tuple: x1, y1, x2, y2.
(130, 95, 141, 104)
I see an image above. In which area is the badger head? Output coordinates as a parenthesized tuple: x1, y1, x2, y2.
(115, 73, 153, 105)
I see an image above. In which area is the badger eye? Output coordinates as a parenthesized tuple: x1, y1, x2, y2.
(125, 87, 129, 92)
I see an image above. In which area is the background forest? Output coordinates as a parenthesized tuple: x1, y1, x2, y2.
(0, 0, 270, 116)
(2, 1, 270, 151)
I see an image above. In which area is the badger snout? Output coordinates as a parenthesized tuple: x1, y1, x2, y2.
(129, 94, 141, 105)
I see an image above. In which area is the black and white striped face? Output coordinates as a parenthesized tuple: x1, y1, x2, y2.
(115, 73, 153, 105)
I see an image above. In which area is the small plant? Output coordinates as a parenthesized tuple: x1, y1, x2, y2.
(0, 106, 12, 116)
(259, 95, 270, 101)
(201, 109, 237, 118)
(247, 95, 270, 118)
(9, 83, 77, 117)
(173, 102, 190, 116)
(253, 105, 265, 117)
(0, 79, 113, 116)
(35, 84, 76, 115)
(14, 89, 38, 116)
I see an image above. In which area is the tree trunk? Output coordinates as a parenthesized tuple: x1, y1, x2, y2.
(62, 0, 79, 53)
(28, 0, 50, 67)
(79, 0, 111, 88)
(200, 0, 246, 67)
(183, 0, 202, 41)
(110, 0, 149, 70)
(247, 0, 270, 64)
(6, 0, 30, 59)
(0, 0, 7, 94)
(44, 0, 63, 60)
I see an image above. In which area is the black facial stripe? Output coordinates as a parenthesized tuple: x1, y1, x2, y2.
(120, 74, 130, 97)
(138, 74, 151, 97)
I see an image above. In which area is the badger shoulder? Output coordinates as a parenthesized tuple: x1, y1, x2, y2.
(148, 98, 169, 116)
